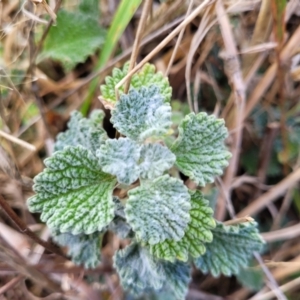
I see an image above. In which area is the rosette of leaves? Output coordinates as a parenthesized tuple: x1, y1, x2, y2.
(27, 63, 263, 298)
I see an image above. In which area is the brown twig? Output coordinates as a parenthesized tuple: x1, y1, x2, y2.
(123, 0, 152, 94)
(0, 194, 67, 259)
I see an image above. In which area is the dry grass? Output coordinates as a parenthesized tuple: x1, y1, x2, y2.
(1, 0, 300, 299)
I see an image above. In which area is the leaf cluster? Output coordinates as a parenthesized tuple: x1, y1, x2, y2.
(27, 63, 264, 299)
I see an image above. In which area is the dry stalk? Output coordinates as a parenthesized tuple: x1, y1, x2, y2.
(165, 0, 194, 76)
(215, 0, 245, 221)
(236, 167, 300, 217)
(124, 0, 152, 94)
(115, 0, 216, 96)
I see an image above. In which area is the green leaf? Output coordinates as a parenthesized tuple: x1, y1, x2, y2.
(52, 231, 101, 269)
(194, 221, 265, 277)
(125, 175, 190, 244)
(97, 138, 141, 185)
(161, 261, 191, 300)
(100, 63, 172, 108)
(139, 143, 175, 180)
(150, 190, 215, 262)
(27, 146, 116, 234)
(114, 243, 165, 295)
(171, 112, 231, 186)
(39, 7, 105, 71)
(55, 110, 106, 154)
(108, 197, 132, 238)
(114, 243, 191, 299)
(111, 85, 172, 142)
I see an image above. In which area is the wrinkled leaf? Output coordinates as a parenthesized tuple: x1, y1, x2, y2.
(97, 138, 141, 185)
(125, 175, 190, 244)
(114, 243, 165, 295)
(52, 231, 101, 268)
(100, 63, 171, 107)
(111, 85, 172, 142)
(162, 261, 191, 299)
(150, 190, 215, 262)
(194, 221, 265, 277)
(139, 143, 175, 180)
(55, 110, 106, 154)
(114, 243, 191, 299)
(171, 112, 231, 186)
(27, 146, 116, 234)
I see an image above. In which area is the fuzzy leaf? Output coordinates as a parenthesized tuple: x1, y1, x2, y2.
(194, 221, 265, 277)
(55, 110, 106, 154)
(114, 243, 165, 295)
(125, 175, 190, 244)
(111, 85, 172, 142)
(171, 112, 231, 186)
(150, 190, 215, 262)
(27, 146, 116, 234)
(114, 243, 191, 299)
(162, 261, 191, 299)
(39, 7, 105, 71)
(109, 197, 132, 238)
(139, 143, 176, 179)
(100, 63, 171, 107)
(97, 138, 141, 185)
(52, 231, 101, 268)
(130, 63, 172, 103)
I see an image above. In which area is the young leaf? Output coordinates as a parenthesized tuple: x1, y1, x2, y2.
(150, 190, 215, 262)
(194, 221, 265, 277)
(161, 261, 191, 300)
(55, 110, 106, 154)
(27, 146, 116, 234)
(100, 63, 172, 107)
(125, 175, 190, 244)
(97, 138, 141, 185)
(111, 85, 172, 142)
(130, 63, 172, 103)
(171, 112, 231, 186)
(114, 243, 165, 295)
(39, 7, 105, 71)
(108, 197, 132, 239)
(139, 143, 176, 180)
(52, 231, 101, 269)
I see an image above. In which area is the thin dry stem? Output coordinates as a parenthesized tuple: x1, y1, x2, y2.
(124, 0, 152, 94)
(115, 0, 216, 96)
(237, 167, 300, 217)
(165, 0, 194, 77)
(0, 130, 36, 151)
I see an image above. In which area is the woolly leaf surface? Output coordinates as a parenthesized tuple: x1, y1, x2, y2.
(52, 231, 101, 268)
(97, 138, 141, 185)
(161, 261, 191, 300)
(150, 190, 215, 261)
(125, 175, 190, 244)
(27, 146, 116, 234)
(114, 243, 191, 299)
(108, 197, 132, 238)
(39, 7, 105, 71)
(55, 110, 106, 154)
(100, 63, 171, 107)
(114, 243, 165, 296)
(139, 143, 175, 179)
(171, 112, 231, 186)
(111, 86, 172, 142)
(194, 221, 265, 277)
